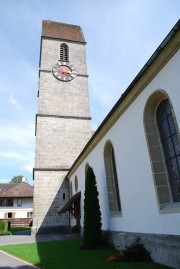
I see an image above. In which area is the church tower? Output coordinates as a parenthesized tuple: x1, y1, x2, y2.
(32, 21, 92, 234)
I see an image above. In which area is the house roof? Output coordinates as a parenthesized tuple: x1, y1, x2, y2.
(41, 20, 86, 43)
(67, 19, 180, 179)
(0, 182, 33, 198)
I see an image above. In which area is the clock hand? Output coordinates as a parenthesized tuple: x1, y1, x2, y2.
(62, 70, 72, 76)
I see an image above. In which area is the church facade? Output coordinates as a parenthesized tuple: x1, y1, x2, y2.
(66, 21, 180, 268)
(33, 20, 180, 268)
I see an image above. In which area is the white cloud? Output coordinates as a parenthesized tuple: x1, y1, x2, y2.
(0, 124, 35, 148)
(21, 163, 34, 173)
(0, 150, 34, 163)
(0, 123, 35, 180)
(9, 94, 21, 110)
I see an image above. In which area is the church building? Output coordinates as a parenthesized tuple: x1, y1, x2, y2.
(33, 20, 180, 269)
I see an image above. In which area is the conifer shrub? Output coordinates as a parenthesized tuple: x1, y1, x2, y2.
(82, 166, 102, 249)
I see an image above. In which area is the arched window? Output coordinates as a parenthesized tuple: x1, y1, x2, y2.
(104, 141, 121, 215)
(60, 43, 69, 62)
(144, 91, 180, 210)
(85, 163, 90, 175)
(156, 99, 180, 202)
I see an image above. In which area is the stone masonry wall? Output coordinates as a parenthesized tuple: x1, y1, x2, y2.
(106, 230, 180, 269)
(38, 74, 90, 118)
(40, 39, 87, 75)
(32, 170, 69, 234)
(35, 117, 91, 168)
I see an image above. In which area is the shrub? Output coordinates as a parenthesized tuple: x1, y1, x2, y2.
(0, 221, 8, 235)
(0, 230, 12, 236)
(107, 238, 152, 263)
(122, 238, 152, 262)
(8, 221, 11, 230)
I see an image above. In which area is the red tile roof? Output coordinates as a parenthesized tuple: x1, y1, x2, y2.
(0, 182, 33, 198)
(42, 20, 85, 43)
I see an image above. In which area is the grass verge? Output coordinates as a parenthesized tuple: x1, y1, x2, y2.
(0, 239, 171, 269)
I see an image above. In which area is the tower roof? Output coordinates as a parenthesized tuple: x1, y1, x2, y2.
(42, 20, 86, 43)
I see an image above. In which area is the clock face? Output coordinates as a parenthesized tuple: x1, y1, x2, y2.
(52, 62, 76, 81)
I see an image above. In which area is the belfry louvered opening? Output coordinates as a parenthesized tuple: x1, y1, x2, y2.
(60, 43, 69, 62)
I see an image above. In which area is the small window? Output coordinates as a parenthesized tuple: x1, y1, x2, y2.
(0, 199, 13, 207)
(27, 212, 33, 218)
(8, 212, 12, 218)
(70, 182, 73, 198)
(17, 198, 22, 207)
(63, 193, 66, 200)
(60, 43, 69, 62)
(75, 176, 78, 192)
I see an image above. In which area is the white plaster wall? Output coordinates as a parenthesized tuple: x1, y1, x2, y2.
(0, 210, 33, 219)
(13, 198, 33, 209)
(69, 49, 180, 236)
(0, 211, 4, 218)
(0, 198, 33, 219)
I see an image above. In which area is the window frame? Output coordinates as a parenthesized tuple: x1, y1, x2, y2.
(156, 99, 180, 203)
(144, 91, 180, 214)
(17, 198, 22, 207)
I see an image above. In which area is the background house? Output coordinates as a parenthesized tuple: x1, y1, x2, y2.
(0, 181, 33, 226)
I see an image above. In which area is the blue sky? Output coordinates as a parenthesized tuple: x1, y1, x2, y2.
(0, 0, 179, 186)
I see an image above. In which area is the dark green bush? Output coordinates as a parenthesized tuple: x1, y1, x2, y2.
(122, 238, 152, 262)
(8, 221, 11, 230)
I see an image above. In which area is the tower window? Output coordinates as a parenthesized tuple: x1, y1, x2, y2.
(60, 43, 69, 62)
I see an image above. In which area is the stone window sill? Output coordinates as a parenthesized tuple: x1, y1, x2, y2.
(159, 202, 180, 214)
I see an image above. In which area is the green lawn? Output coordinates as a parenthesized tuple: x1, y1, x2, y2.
(0, 239, 171, 269)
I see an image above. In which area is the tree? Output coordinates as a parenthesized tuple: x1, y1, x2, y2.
(82, 165, 102, 249)
(9, 175, 24, 184)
